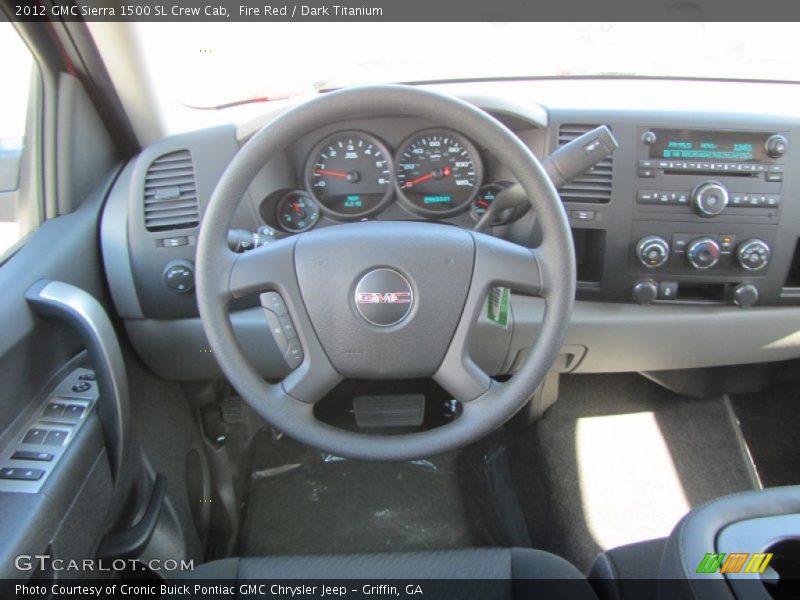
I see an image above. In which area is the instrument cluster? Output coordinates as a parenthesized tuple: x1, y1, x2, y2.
(268, 128, 515, 233)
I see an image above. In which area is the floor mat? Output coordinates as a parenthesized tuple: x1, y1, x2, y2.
(238, 433, 499, 556)
(504, 373, 760, 573)
(731, 380, 800, 488)
(237, 373, 759, 571)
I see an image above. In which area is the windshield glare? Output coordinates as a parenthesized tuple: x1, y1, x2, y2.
(134, 22, 800, 133)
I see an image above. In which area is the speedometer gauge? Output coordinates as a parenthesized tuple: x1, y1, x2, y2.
(304, 131, 393, 218)
(395, 129, 483, 217)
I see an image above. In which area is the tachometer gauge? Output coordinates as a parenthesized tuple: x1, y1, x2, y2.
(276, 190, 319, 233)
(395, 129, 483, 217)
(304, 131, 393, 218)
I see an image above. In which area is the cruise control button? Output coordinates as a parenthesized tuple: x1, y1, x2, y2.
(78, 372, 96, 381)
(261, 292, 288, 316)
(0, 467, 44, 481)
(264, 310, 289, 353)
(279, 315, 297, 339)
(284, 338, 303, 369)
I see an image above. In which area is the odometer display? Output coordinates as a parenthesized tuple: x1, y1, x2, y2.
(305, 131, 393, 218)
(395, 129, 482, 216)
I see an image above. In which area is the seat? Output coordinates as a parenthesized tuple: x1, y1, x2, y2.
(179, 547, 597, 598)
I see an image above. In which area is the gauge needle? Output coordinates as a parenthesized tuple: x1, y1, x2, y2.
(315, 169, 348, 178)
(403, 166, 451, 188)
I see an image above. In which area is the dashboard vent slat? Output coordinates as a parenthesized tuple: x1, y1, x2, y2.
(557, 124, 614, 204)
(143, 149, 200, 231)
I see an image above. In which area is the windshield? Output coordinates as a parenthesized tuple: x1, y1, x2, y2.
(134, 22, 800, 133)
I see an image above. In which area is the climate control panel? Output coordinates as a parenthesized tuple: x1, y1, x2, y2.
(634, 234, 772, 273)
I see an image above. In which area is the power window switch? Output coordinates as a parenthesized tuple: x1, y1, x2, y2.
(63, 405, 85, 421)
(43, 402, 66, 419)
(659, 281, 678, 300)
(43, 430, 70, 447)
(11, 450, 54, 462)
(22, 428, 48, 445)
(0, 467, 44, 481)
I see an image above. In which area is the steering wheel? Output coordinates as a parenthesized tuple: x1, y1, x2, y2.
(196, 85, 575, 461)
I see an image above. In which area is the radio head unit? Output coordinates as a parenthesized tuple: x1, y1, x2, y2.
(647, 128, 779, 163)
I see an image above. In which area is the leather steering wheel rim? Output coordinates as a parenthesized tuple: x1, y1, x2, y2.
(195, 85, 575, 461)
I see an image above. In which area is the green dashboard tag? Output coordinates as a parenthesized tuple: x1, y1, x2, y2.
(487, 287, 510, 328)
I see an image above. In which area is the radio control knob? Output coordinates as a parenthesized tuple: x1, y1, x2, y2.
(736, 238, 771, 271)
(632, 279, 658, 305)
(692, 181, 729, 217)
(765, 134, 788, 159)
(687, 237, 720, 269)
(636, 235, 670, 268)
(733, 284, 759, 308)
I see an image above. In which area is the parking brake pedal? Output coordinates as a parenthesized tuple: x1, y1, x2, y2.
(353, 394, 425, 428)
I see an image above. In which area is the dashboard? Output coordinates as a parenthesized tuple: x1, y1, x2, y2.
(100, 79, 800, 381)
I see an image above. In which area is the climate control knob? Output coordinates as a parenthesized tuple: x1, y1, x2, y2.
(636, 235, 670, 268)
(736, 238, 771, 271)
(692, 181, 729, 217)
(687, 237, 720, 270)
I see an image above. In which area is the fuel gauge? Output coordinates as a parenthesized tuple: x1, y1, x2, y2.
(276, 190, 319, 233)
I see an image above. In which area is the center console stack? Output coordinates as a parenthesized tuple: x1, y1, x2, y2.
(555, 115, 800, 308)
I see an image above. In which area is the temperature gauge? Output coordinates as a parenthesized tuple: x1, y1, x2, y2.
(276, 190, 319, 233)
(470, 182, 513, 224)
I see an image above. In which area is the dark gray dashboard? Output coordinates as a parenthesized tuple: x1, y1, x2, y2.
(100, 82, 800, 380)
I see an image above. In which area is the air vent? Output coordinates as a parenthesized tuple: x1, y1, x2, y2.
(557, 124, 614, 204)
(143, 150, 200, 231)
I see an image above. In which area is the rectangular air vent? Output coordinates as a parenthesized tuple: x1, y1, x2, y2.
(557, 124, 614, 204)
(143, 149, 200, 231)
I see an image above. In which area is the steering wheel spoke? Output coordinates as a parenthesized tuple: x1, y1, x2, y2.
(470, 232, 544, 297)
(228, 237, 297, 299)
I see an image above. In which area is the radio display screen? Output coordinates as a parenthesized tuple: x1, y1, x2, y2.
(649, 129, 769, 163)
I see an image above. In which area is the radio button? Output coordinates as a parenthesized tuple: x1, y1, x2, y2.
(766, 172, 784, 182)
(639, 160, 655, 169)
(637, 191, 657, 204)
(638, 168, 656, 178)
(692, 181, 729, 217)
(765, 134, 788, 158)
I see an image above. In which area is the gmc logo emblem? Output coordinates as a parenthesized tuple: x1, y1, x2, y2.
(356, 292, 411, 304)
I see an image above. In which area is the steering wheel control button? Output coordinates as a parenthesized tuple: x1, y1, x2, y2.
(687, 237, 721, 269)
(0, 467, 44, 481)
(261, 292, 288, 316)
(11, 451, 54, 462)
(285, 338, 304, 369)
(354, 269, 414, 327)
